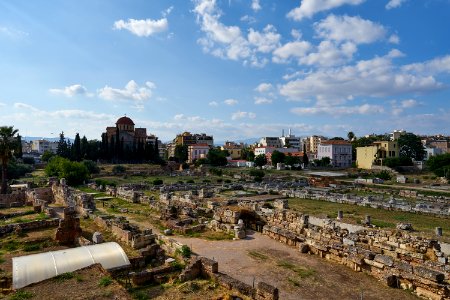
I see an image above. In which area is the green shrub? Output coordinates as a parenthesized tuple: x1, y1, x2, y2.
(209, 168, 223, 176)
(224, 179, 231, 183)
(82, 160, 100, 174)
(374, 170, 391, 180)
(23, 243, 41, 252)
(9, 290, 34, 300)
(112, 165, 126, 174)
(45, 156, 89, 186)
(179, 245, 191, 258)
(98, 276, 113, 287)
(22, 157, 35, 165)
(152, 179, 163, 185)
(249, 169, 265, 178)
(254, 176, 263, 183)
(186, 179, 195, 184)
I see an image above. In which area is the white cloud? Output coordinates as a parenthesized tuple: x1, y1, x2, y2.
(98, 80, 156, 107)
(272, 40, 312, 63)
(240, 15, 256, 24)
(224, 98, 238, 105)
(291, 29, 302, 40)
(248, 25, 281, 53)
(231, 111, 256, 120)
(280, 53, 444, 105)
(299, 40, 357, 67)
(287, 0, 365, 21)
(386, 0, 406, 10)
(402, 55, 450, 75)
(254, 83, 273, 93)
(251, 0, 261, 12)
(315, 15, 386, 44)
(173, 114, 185, 120)
(162, 6, 174, 17)
(389, 34, 400, 44)
(49, 84, 89, 97)
(114, 18, 168, 37)
(386, 49, 405, 58)
(209, 101, 219, 106)
(291, 104, 384, 115)
(0, 26, 28, 39)
(193, 0, 279, 66)
(254, 97, 273, 105)
(401, 99, 418, 108)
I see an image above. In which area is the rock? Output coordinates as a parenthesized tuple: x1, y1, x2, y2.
(164, 229, 173, 235)
(396, 223, 414, 231)
(374, 254, 394, 267)
(414, 266, 445, 283)
(298, 243, 309, 253)
(92, 231, 103, 244)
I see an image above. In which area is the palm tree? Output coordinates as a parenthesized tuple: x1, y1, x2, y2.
(0, 126, 19, 194)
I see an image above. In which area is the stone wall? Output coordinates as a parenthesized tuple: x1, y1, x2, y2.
(0, 191, 26, 208)
(51, 179, 96, 214)
(0, 219, 60, 237)
(262, 210, 449, 299)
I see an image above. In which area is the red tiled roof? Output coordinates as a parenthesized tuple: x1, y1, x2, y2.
(116, 116, 135, 126)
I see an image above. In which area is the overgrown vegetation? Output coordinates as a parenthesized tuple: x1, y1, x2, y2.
(45, 156, 89, 186)
(9, 290, 34, 300)
(277, 260, 315, 279)
(98, 276, 113, 287)
(247, 250, 268, 260)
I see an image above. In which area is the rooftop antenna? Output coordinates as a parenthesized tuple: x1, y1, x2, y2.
(282, 129, 285, 137)
(289, 128, 292, 136)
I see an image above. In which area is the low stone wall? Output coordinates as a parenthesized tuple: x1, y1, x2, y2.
(0, 218, 60, 237)
(52, 179, 96, 214)
(262, 210, 450, 299)
(25, 187, 53, 205)
(178, 256, 278, 300)
(0, 191, 26, 208)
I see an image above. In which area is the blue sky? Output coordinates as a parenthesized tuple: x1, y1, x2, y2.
(1, 0, 449, 142)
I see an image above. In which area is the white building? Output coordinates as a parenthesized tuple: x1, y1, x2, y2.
(187, 144, 210, 163)
(424, 147, 443, 160)
(31, 139, 58, 154)
(317, 140, 352, 168)
(254, 146, 300, 156)
(279, 129, 302, 150)
(259, 137, 282, 148)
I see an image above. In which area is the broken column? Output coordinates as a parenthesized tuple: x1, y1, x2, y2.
(55, 207, 82, 245)
(435, 227, 443, 237)
(337, 210, 343, 220)
(365, 215, 371, 225)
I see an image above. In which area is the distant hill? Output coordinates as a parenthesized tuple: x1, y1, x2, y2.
(215, 138, 259, 146)
(23, 136, 74, 143)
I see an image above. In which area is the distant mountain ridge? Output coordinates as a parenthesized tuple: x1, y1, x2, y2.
(23, 136, 74, 143)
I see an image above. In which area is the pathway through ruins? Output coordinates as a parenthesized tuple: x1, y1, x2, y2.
(175, 230, 417, 300)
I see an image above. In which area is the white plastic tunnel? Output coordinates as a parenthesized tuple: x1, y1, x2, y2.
(12, 242, 130, 289)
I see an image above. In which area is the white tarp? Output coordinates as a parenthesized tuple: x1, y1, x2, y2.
(13, 242, 130, 289)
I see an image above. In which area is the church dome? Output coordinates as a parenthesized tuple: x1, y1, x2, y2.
(116, 116, 135, 126)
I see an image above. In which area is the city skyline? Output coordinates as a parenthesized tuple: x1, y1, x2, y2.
(1, 0, 450, 141)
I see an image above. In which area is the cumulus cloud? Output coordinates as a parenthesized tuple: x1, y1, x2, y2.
(254, 97, 273, 105)
(401, 99, 418, 108)
(314, 15, 386, 44)
(272, 40, 312, 64)
(280, 53, 444, 106)
(298, 40, 357, 67)
(386, 0, 406, 10)
(402, 55, 450, 75)
(231, 111, 256, 120)
(0, 26, 28, 39)
(209, 101, 219, 106)
(114, 18, 168, 37)
(291, 104, 384, 115)
(287, 0, 365, 21)
(49, 84, 89, 97)
(98, 80, 156, 110)
(254, 83, 273, 93)
(389, 34, 400, 44)
(251, 0, 261, 12)
(193, 0, 279, 66)
(224, 98, 239, 105)
(390, 98, 419, 115)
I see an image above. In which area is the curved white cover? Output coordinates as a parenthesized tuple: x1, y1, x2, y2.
(12, 242, 130, 289)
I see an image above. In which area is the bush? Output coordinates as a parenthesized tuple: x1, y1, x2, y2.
(22, 157, 35, 165)
(98, 276, 113, 287)
(7, 161, 33, 179)
(209, 168, 223, 176)
(254, 176, 263, 183)
(216, 178, 223, 183)
(186, 179, 195, 183)
(95, 178, 116, 187)
(9, 290, 34, 300)
(112, 165, 126, 174)
(45, 156, 89, 186)
(224, 179, 231, 183)
(249, 169, 265, 178)
(384, 157, 413, 168)
(152, 179, 163, 185)
(177, 245, 191, 258)
(82, 160, 100, 174)
(375, 170, 392, 181)
(41, 150, 55, 162)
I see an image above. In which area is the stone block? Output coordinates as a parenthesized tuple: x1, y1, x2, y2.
(374, 254, 394, 267)
(92, 231, 103, 244)
(414, 266, 445, 283)
(394, 261, 413, 273)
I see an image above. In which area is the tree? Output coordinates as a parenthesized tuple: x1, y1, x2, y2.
(398, 133, 426, 161)
(254, 154, 267, 168)
(330, 137, 344, 140)
(80, 135, 89, 159)
(0, 126, 19, 194)
(174, 144, 188, 163)
(41, 150, 55, 162)
(15, 134, 23, 158)
(72, 133, 81, 161)
(207, 148, 228, 166)
(427, 153, 450, 178)
(45, 156, 89, 186)
(347, 131, 355, 141)
(56, 132, 70, 159)
(271, 150, 285, 166)
(302, 144, 309, 167)
(321, 157, 331, 166)
(285, 154, 300, 168)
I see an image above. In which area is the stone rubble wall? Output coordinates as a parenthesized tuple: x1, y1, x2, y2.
(51, 179, 96, 214)
(262, 210, 450, 299)
(0, 191, 26, 208)
(0, 218, 60, 237)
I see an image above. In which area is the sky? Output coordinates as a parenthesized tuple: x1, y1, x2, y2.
(0, 0, 450, 142)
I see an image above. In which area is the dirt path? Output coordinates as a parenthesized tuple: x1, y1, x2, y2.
(174, 231, 417, 300)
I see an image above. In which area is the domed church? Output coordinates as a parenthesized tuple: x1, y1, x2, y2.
(104, 116, 153, 147)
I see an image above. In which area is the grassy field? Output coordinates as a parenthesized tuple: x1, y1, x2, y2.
(288, 198, 450, 240)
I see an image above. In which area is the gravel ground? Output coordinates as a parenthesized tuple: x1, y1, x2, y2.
(174, 230, 418, 300)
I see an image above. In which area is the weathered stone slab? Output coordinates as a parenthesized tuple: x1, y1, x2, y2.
(414, 266, 445, 283)
(374, 254, 394, 267)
